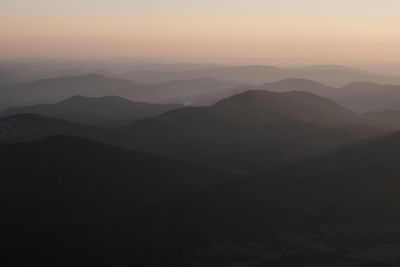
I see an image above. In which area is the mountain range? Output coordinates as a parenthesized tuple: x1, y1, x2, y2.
(0, 95, 182, 127)
(0, 74, 240, 109)
(123, 65, 400, 87)
(1, 89, 390, 172)
(4, 72, 400, 115)
(3, 63, 400, 266)
(195, 78, 400, 113)
(120, 90, 385, 171)
(0, 74, 135, 108)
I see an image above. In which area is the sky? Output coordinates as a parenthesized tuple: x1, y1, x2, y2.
(1, 0, 400, 61)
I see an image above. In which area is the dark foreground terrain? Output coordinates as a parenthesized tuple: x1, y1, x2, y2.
(3, 133, 400, 266)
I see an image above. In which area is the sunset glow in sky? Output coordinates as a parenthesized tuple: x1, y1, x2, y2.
(1, 0, 400, 60)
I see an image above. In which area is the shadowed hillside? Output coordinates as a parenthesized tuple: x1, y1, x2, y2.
(122, 90, 379, 171)
(0, 136, 236, 266)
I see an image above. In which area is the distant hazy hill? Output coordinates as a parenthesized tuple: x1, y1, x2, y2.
(129, 77, 243, 104)
(0, 95, 182, 127)
(0, 74, 136, 108)
(261, 79, 400, 113)
(211, 90, 356, 124)
(253, 78, 336, 95)
(194, 78, 400, 113)
(0, 74, 240, 108)
(337, 82, 400, 112)
(4, 71, 399, 112)
(0, 72, 21, 83)
(124, 65, 400, 86)
(122, 90, 373, 171)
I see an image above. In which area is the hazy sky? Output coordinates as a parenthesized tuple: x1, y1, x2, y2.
(1, 0, 400, 61)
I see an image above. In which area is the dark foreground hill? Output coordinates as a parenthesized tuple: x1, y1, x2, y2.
(4, 133, 400, 266)
(0, 95, 182, 127)
(279, 130, 400, 220)
(247, 130, 400, 265)
(0, 113, 361, 173)
(0, 136, 236, 266)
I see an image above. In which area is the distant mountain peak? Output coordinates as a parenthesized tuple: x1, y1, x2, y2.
(0, 95, 183, 128)
(306, 65, 357, 70)
(216, 89, 331, 104)
(254, 79, 335, 95)
(80, 73, 107, 78)
(341, 81, 381, 90)
(59, 94, 130, 103)
(269, 78, 329, 86)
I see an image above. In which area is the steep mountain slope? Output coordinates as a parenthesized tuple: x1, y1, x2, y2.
(0, 95, 182, 127)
